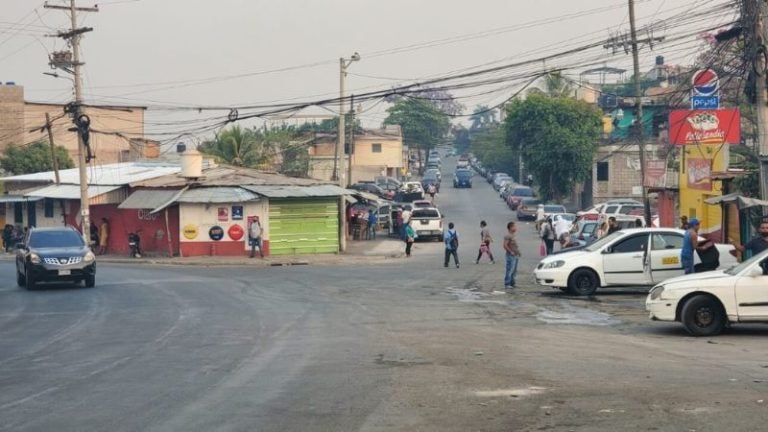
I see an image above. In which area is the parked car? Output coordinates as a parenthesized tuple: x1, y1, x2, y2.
(410, 207, 444, 241)
(517, 198, 543, 220)
(543, 204, 567, 220)
(412, 199, 434, 209)
(534, 228, 737, 296)
(492, 174, 513, 191)
(16, 226, 97, 289)
(348, 182, 391, 199)
(505, 186, 535, 210)
(572, 220, 599, 246)
(453, 169, 473, 188)
(646, 248, 768, 336)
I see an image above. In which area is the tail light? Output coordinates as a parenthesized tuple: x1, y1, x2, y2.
(439, 220, 443, 228)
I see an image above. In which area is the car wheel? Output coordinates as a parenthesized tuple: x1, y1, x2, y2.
(16, 268, 25, 287)
(84, 273, 95, 288)
(568, 269, 599, 296)
(25, 269, 36, 290)
(680, 295, 726, 336)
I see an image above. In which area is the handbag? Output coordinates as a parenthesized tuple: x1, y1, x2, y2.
(539, 241, 546, 257)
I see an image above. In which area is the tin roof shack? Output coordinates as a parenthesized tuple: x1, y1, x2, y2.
(0, 162, 181, 254)
(128, 165, 347, 257)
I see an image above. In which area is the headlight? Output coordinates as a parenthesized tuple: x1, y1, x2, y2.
(29, 253, 41, 264)
(543, 260, 565, 269)
(649, 286, 665, 300)
(83, 251, 96, 263)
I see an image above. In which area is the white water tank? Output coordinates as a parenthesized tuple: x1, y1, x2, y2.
(181, 148, 203, 178)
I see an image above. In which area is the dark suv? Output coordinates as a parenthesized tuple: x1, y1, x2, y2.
(16, 226, 96, 289)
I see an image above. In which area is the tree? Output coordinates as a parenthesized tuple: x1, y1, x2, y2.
(504, 94, 602, 200)
(470, 123, 519, 176)
(469, 105, 497, 131)
(199, 125, 281, 168)
(532, 71, 575, 98)
(384, 98, 451, 172)
(0, 141, 74, 175)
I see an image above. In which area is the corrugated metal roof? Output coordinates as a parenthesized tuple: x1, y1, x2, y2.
(177, 187, 259, 204)
(0, 162, 181, 186)
(133, 165, 331, 188)
(118, 189, 181, 209)
(242, 184, 347, 198)
(0, 195, 43, 203)
(26, 184, 121, 199)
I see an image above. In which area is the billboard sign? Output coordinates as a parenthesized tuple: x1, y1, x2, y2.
(691, 95, 719, 110)
(692, 69, 719, 96)
(669, 109, 740, 145)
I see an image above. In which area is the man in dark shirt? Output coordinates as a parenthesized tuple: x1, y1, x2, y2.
(732, 221, 768, 260)
(607, 216, 620, 235)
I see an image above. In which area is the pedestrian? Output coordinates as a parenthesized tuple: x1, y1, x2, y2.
(249, 218, 264, 258)
(635, 218, 643, 228)
(679, 215, 689, 230)
(540, 217, 556, 256)
(554, 215, 571, 249)
(427, 183, 437, 204)
(90, 223, 99, 249)
(404, 222, 416, 257)
(476, 220, 495, 264)
(731, 220, 768, 260)
(97, 217, 109, 255)
(368, 209, 378, 240)
(681, 218, 701, 274)
(607, 216, 620, 235)
(443, 222, 460, 268)
(2, 224, 13, 252)
(535, 204, 545, 231)
(401, 207, 412, 240)
(503, 221, 521, 290)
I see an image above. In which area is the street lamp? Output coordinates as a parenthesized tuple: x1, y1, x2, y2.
(336, 52, 360, 254)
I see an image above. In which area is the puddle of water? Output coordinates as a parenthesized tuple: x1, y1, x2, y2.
(536, 303, 620, 326)
(474, 386, 547, 398)
(445, 288, 507, 305)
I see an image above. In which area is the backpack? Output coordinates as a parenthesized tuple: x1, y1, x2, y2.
(449, 231, 459, 249)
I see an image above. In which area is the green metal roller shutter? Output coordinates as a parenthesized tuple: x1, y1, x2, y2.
(268, 199, 339, 255)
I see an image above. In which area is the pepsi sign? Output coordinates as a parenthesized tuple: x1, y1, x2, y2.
(692, 69, 719, 96)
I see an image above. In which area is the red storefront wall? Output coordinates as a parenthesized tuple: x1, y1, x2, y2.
(65, 202, 180, 256)
(180, 239, 270, 257)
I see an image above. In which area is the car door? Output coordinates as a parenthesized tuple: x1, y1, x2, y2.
(734, 260, 768, 320)
(649, 232, 686, 283)
(602, 234, 652, 286)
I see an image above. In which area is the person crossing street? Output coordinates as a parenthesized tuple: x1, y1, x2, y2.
(443, 222, 460, 268)
(503, 221, 521, 290)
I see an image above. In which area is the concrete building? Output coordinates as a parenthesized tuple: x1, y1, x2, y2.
(0, 83, 150, 165)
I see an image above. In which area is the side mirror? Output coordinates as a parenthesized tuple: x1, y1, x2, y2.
(748, 266, 764, 277)
(602, 247, 612, 254)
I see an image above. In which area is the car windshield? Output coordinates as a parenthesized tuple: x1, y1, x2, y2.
(456, 171, 472, 179)
(28, 230, 84, 248)
(512, 188, 533, 197)
(584, 231, 625, 252)
(543, 205, 565, 212)
(725, 249, 768, 275)
(412, 209, 439, 218)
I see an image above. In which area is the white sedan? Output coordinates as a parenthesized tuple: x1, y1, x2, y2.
(534, 228, 736, 296)
(646, 249, 768, 336)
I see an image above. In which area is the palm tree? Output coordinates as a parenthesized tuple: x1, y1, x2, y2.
(469, 105, 497, 131)
(200, 125, 259, 167)
(532, 71, 575, 98)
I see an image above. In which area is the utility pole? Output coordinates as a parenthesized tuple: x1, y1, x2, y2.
(347, 94, 355, 187)
(45, 113, 61, 185)
(746, 0, 768, 200)
(45, 0, 97, 243)
(628, 0, 653, 225)
(336, 52, 360, 253)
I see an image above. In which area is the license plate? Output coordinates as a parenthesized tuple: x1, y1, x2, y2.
(420, 220, 429, 224)
(58, 269, 71, 276)
(662, 256, 679, 265)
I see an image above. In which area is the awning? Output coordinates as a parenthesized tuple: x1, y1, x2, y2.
(704, 193, 768, 209)
(242, 184, 347, 198)
(119, 189, 181, 209)
(0, 195, 43, 203)
(149, 186, 259, 214)
(25, 184, 121, 200)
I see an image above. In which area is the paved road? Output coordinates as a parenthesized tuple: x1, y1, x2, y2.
(2, 158, 768, 431)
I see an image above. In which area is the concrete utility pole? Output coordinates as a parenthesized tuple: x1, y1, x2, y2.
(45, 0, 97, 243)
(336, 52, 360, 253)
(749, 0, 768, 200)
(45, 113, 61, 185)
(628, 0, 653, 225)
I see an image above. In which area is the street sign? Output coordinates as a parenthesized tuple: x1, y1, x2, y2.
(692, 69, 719, 96)
(691, 95, 720, 110)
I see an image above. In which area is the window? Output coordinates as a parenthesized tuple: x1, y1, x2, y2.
(596, 161, 609, 181)
(14, 203, 23, 223)
(372, 143, 382, 153)
(611, 235, 648, 253)
(652, 233, 684, 251)
(44, 199, 54, 218)
(604, 205, 619, 214)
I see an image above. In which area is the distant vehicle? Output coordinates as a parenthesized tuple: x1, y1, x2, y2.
(412, 200, 434, 209)
(573, 220, 599, 246)
(505, 186, 535, 210)
(424, 168, 442, 182)
(421, 177, 441, 193)
(646, 248, 768, 336)
(456, 159, 470, 169)
(517, 198, 543, 221)
(348, 182, 391, 199)
(16, 226, 97, 289)
(535, 228, 737, 296)
(492, 174, 513, 191)
(453, 169, 473, 188)
(542, 204, 567, 218)
(410, 207, 444, 241)
(375, 176, 401, 192)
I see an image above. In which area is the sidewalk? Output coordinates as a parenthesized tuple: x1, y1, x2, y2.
(0, 237, 406, 268)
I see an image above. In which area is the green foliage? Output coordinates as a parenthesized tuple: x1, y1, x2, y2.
(504, 94, 602, 200)
(0, 141, 74, 175)
(384, 97, 451, 171)
(533, 71, 575, 98)
(200, 125, 292, 169)
(470, 124, 519, 176)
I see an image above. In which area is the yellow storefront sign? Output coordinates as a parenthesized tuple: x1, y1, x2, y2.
(183, 224, 199, 240)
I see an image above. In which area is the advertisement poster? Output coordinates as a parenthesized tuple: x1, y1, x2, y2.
(217, 207, 229, 222)
(669, 109, 740, 145)
(644, 160, 667, 188)
(232, 205, 243, 220)
(228, 224, 244, 241)
(687, 158, 712, 191)
(209, 225, 225, 241)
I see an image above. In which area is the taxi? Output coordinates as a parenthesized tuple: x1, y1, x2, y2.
(534, 228, 736, 296)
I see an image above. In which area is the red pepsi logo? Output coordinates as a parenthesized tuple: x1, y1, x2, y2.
(692, 69, 719, 96)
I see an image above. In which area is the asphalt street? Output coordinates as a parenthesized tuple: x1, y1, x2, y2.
(2, 159, 768, 432)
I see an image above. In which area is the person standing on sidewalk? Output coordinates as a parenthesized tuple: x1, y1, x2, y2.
(503, 221, 521, 290)
(368, 210, 378, 240)
(444, 222, 460, 268)
(98, 218, 109, 255)
(249, 218, 264, 258)
(681, 218, 700, 274)
(540, 217, 556, 256)
(476, 220, 495, 264)
(404, 222, 416, 257)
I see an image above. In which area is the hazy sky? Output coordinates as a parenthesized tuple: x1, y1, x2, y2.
(2, 0, 736, 140)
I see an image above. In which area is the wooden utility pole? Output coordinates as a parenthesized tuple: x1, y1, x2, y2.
(45, 113, 60, 185)
(45, 0, 98, 243)
(628, 0, 653, 225)
(752, 0, 768, 200)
